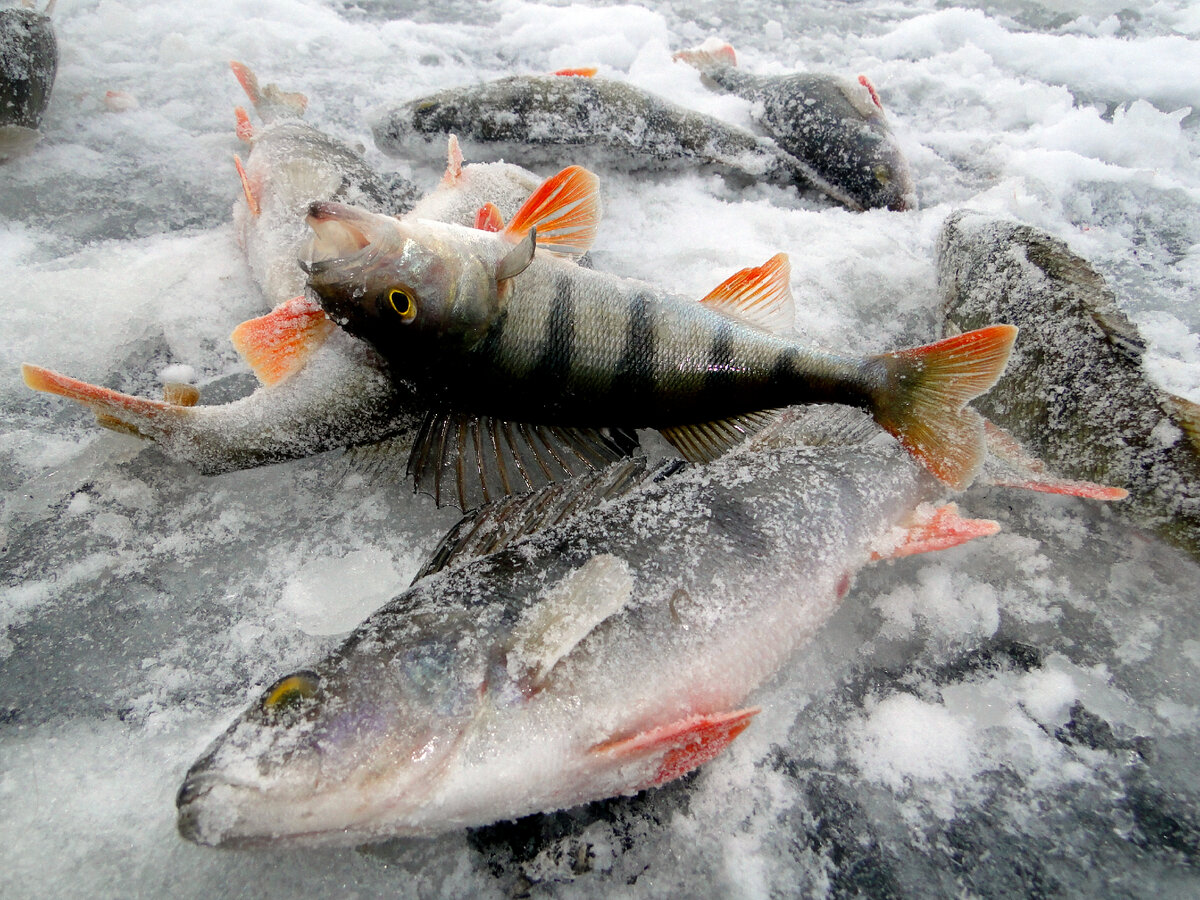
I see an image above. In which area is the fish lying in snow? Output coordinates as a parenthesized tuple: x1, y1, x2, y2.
(176, 408, 1122, 847)
(0, 1, 57, 162)
(674, 39, 917, 212)
(938, 209, 1200, 556)
(305, 165, 1017, 509)
(370, 71, 872, 211)
(19, 133, 560, 475)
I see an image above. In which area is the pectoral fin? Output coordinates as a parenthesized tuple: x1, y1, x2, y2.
(590, 707, 760, 788)
(229, 295, 335, 385)
(495, 228, 536, 282)
(474, 202, 503, 232)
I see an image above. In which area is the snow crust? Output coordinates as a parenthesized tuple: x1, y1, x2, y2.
(3, 0, 1199, 896)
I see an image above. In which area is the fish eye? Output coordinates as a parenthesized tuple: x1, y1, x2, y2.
(261, 671, 320, 713)
(874, 165, 891, 186)
(388, 288, 418, 322)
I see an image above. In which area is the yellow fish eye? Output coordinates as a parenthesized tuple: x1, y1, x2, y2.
(388, 288, 418, 322)
(262, 672, 320, 712)
(874, 165, 891, 186)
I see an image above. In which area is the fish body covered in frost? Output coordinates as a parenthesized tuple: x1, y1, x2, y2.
(0, 2, 57, 161)
(370, 71, 872, 210)
(674, 39, 917, 212)
(175, 410, 1007, 847)
(938, 209, 1200, 556)
(305, 166, 1017, 509)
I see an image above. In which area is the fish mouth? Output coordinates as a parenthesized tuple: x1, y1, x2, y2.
(303, 201, 390, 275)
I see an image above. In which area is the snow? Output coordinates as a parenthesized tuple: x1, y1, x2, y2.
(2, 0, 1200, 896)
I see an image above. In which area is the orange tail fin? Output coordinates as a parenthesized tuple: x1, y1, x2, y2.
(502, 165, 600, 258)
(22, 363, 185, 439)
(870, 325, 1018, 489)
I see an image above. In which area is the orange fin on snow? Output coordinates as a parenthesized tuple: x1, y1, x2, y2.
(858, 75, 883, 110)
(474, 202, 503, 232)
(230, 295, 334, 386)
(234, 106, 255, 143)
(553, 67, 597, 77)
(871, 503, 999, 561)
(442, 134, 464, 185)
(233, 154, 260, 217)
(503, 165, 600, 257)
(590, 708, 759, 788)
(699, 252, 794, 334)
(672, 40, 738, 69)
(981, 420, 1128, 500)
(22, 363, 180, 438)
(871, 325, 1018, 490)
(230, 60, 261, 107)
(230, 60, 307, 119)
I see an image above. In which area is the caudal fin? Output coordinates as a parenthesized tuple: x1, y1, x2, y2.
(870, 325, 1018, 489)
(22, 363, 189, 439)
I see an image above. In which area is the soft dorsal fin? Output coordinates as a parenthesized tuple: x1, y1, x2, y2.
(229, 295, 335, 385)
(590, 707, 759, 789)
(699, 253, 794, 334)
(659, 410, 782, 463)
(506, 554, 634, 690)
(474, 202, 503, 232)
(553, 67, 597, 77)
(233, 154, 260, 216)
(407, 409, 638, 511)
(442, 134, 464, 185)
(870, 503, 999, 560)
(502, 165, 600, 258)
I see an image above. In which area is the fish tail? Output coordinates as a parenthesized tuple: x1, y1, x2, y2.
(868, 325, 1018, 489)
(22, 363, 189, 439)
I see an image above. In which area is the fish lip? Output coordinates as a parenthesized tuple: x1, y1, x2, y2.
(305, 201, 387, 271)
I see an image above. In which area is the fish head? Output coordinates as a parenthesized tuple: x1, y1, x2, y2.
(304, 202, 500, 360)
(176, 626, 482, 847)
(833, 76, 918, 212)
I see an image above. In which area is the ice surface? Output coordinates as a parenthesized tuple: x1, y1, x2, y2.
(2, 0, 1199, 896)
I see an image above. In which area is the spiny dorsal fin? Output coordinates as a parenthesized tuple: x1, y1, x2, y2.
(442, 134, 464, 185)
(1161, 393, 1200, 454)
(506, 554, 634, 689)
(407, 410, 639, 511)
(502, 165, 600, 258)
(659, 410, 782, 463)
(229, 296, 335, 385)
(698, 252, 794, 334)
(413, 458, 679, 582)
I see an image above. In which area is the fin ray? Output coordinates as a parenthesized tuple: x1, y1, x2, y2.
(229, 296, 335, 385)
(502, 165, 600, 258)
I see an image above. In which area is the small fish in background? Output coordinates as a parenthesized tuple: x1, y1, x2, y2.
(305, 166, 1017, 510)
(370, 71, 872, 211)
(175, 408, 1123, 848)
(0, 1, 57, 162)
(674, 39, 918, 212)
(938, 209, 1200, 556)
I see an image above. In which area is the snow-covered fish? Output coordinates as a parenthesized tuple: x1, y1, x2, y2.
(674, 39, 917, 212)
(370, 72, 868, 210)
(938, 209, 1200, 556)
(0, 1, 57, 162)
(305, 167, 1017, 509)
(175, 409, 1121, 847)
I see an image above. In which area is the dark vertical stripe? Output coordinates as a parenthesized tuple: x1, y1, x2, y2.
(702, 320, 738, 402)
(532, 268, 575, 384)
(612, 291, 655, 400)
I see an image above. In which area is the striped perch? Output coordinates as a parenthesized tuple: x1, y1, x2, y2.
(302, 166, 1018, 510)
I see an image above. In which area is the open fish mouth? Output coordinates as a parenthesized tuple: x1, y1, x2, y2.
(303, 201, 388, 275)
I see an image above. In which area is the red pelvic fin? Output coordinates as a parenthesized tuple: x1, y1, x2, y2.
(872, 503, 999, 561)
(474, 202, 504, 232)
(234, 106, 255, 143)
(442, 134, 464, 185)
(982, 420, 1128, 500)
(590, 707, 759, 788)
(229, 295, 334, 385)
(229, 60, 261, 107)
(858, 75, 883, 110)
(699, 252, 794, 334)
(503, 165, 600, 258)
(871, 325, 1018, 490)
(553, 67, 597, 77)
(233, 154, 260, 217)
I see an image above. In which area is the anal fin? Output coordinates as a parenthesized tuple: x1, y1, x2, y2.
(659, 410, 782, 463)
(590, 707, 759, 788)
(407, 410, 639, 510)
(229, 295, 335, 385)
(871, 503, 999, 560)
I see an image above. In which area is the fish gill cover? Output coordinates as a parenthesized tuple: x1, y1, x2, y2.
(2, 0, 1200, 897)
